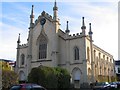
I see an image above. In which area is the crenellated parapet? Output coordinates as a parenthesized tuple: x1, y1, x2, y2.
(58, 29, 87, 40)
(19, 43, 28, 48)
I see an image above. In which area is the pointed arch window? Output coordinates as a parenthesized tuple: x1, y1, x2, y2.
(74, 47, 79, 60)
(39, 34, 47, 59)
(21, 54, 25, 65)
(87, 47, 90, 62)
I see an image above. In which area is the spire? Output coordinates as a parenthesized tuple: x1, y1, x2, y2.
(53, 0, 58, 21)
(17, 33, 21, 44)
(30, 5, 34, 28)
(65, 21, 70, 34)
(81, 17, 86, 30)
(89, 23, 93, 35)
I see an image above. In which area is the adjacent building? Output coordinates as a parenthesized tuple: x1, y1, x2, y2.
(15, 2, 115, 88)
(0, 59, 15, 71)
(115, 60, 120, 81)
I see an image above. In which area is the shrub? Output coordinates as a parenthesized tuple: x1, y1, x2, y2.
(2, 70, 18, 89)
(28, 66, 71, 89)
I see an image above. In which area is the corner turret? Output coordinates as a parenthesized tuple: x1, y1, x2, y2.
(17, 33, 21, 47)
(88, 23, 93, 38)
(65, 21, 70, 34)
(29, 5, 34, 28)
(53, 0, 58, 21)
(81, 17, 86, 35)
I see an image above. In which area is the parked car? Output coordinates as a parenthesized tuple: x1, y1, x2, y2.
(115, 81, 120, 88)
(93, 82, 111, 90)
(10, 83, 46, 90)
(109, 82, 117, 89)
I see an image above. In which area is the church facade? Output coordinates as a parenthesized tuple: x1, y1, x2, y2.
(15, 2, 115, 88)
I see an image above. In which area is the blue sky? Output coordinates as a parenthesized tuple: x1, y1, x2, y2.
(0, 0, 119, 61)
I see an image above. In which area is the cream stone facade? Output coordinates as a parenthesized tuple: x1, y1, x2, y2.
(15, 2, 115, 88)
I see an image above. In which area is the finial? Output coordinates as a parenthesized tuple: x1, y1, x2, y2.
(65, 21, 70, 34)
(89, 23, 91, 31)
(17, 33, 21, 43)
(31, 5, 34, 17)
(30, 5, 34, 24)
(81, 17, 86, 30)
(55, 0, 56, 6)
(53, 0, 58, 10)
(31, 5, 34, 18)
(89, 23, 93, 35)
(66, 21, 69, 30)
(82, 17, 85, 26)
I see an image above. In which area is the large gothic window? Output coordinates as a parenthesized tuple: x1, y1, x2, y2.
(39, 34, 47, 59)
(21, 54, 25, 65)
(74, 47, 79, 60)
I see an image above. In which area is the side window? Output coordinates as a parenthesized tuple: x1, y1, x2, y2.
(87, 47, 90, 62)
(21, 54, 25, 65)
(118, 67, 120, 73)
(74, 46, 79, 60)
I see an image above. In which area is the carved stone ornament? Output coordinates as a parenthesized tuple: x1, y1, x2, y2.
(40, 17, 46, 26)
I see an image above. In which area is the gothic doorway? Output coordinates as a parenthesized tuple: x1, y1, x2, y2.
(19, 71, 26, 83)
(72, 67, 82, 88)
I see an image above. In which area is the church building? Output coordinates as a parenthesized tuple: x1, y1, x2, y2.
(15, 2, 115, 88)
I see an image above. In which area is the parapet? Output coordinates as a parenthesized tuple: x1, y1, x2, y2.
(19, 43, 28, 48)
(58, 29, 86, 40)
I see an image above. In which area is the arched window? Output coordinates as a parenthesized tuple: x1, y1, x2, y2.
(88, 68, 92, 81)
(94, 50, 96, 61)
(95, 65, 97, 76)
(99, 53, 101, 60)
(104, 67, 106, 76)
(21, 54, 25, 65)
(74, 47, 79, 60)
(100, 66, 102, 75)
(39, 34, 47, 59)
(87, 47, 90, 62)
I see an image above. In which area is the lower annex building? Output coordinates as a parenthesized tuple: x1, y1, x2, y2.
(15, 2, 116, 88)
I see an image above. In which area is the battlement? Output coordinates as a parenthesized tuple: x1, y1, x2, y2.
(66, 32, 86, 39)
(58, 29, 86, 40)
(41, 11, 53, 20)
(19, 43, 28, 48)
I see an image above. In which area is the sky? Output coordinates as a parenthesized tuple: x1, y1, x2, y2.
(0, 0, 119, 61)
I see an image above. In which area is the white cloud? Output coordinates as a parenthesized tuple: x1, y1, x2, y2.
(0, 22, 28, 60)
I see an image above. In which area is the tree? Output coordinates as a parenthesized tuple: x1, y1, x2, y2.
(2, 70, 18, 90)
(28, 66, 71, 90)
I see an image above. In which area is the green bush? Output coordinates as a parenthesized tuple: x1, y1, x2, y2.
(28, 66, 71, 89)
